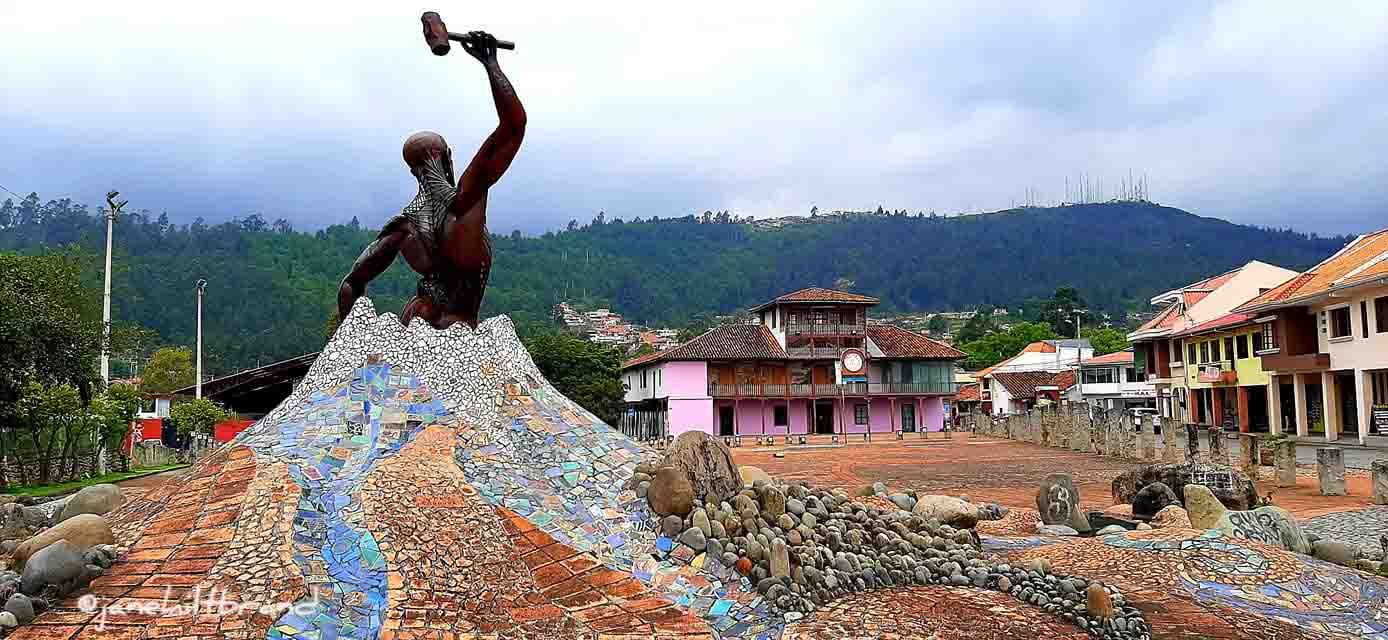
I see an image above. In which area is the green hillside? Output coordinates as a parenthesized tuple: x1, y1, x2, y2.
(0, 194, 1349, 375)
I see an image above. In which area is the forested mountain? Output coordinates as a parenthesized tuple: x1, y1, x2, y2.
(0, 193, 1350, 376)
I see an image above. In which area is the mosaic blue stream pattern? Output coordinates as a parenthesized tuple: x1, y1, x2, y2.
(249, 362, 447, 640)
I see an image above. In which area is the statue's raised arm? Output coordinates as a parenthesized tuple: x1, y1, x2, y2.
(337, 19, 526, 332)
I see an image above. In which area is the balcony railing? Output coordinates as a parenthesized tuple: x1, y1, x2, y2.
(1259, 351, 1329, 373)
(1196, 362, 1238, 384)
(708, 382, 955, 397)
(785, 346, 847, 359)
(785, 322, 866, 336)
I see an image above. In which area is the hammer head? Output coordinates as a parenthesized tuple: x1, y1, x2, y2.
(421, 12, 450, 56)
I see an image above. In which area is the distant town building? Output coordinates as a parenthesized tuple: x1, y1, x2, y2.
(1127, 261, 1297, 429)
(619, 288, 964, 439)
(1065, 350, 1155, 412)
(976, 340, 1092, 415)
(1236, 229, 1388, 443)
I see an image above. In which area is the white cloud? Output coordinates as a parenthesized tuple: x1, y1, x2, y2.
(1, 0, 1385, 233)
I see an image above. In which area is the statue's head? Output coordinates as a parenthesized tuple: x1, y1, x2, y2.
(402, 131, 453, 182)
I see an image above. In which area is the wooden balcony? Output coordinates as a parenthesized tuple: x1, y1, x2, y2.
(1259, 351, 1330, 373)
(708, 382, 955, 398)
(785, 323, 866, 337)
(784, 346, 847, 359)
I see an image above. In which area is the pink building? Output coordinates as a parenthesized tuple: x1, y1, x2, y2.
(619, 288, 964, 439)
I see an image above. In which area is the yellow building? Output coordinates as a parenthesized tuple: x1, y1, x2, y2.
(1173, 312, 1275, 432)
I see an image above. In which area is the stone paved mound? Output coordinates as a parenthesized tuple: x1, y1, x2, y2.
(14, 298, 1387, 640)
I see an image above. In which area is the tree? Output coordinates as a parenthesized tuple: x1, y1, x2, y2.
(0, 252, 103, 420)
(1081, 326, 1129, 356)
(1040, 287, 1088, 337)
(522, 332, 626, 425)
(142, 347, 195, 394)
(630, 343, 656, 357)
(169, 397, 229, 436)
(926, 315, 949, 335)
(960, 321, 1058, 370)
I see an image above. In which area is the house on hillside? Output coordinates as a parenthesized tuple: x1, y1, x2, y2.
(1065, 350, 1156, 412)
(619, 288, 965, 439)
(1236, 230, 1388, 443)
(1126, 261, 1299, 424)
(975, 340, 1092, 415)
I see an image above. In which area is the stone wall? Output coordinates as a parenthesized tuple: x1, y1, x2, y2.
(971, 405, 1161, 462)
(0, 448, 126, 487)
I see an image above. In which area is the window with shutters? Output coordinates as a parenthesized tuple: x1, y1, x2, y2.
(854, 404, 869, 425)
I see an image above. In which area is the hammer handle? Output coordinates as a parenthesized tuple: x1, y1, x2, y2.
(450, 31, 515, 50)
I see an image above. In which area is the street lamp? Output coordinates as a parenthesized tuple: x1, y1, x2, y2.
(196, 279, 207, 399)
(101, 191, 127, 385)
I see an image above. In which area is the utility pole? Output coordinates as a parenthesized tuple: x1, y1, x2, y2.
(196, 279, 207, 399)
(101, 191, 127, 385)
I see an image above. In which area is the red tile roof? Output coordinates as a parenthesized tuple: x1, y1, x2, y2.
(1238, 230, 1388, 311)
(749, 287, 880, 311)
(1172, 312, 1254, 338)
(1081, 351, 1134, 366)
(992, 371, 1073, 399)
(622, 325, 786, 369)
(866, 325, 966, 360)
(955, 384, 981, 402)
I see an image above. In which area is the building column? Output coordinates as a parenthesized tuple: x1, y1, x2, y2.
(1268, 375, 1284, 435)
(1293, 373, 1309, 437)
(1211, 388, 1224, 429)
(890, 397, 897, 434)
(1237, 386, 1251, 433)
(1322, 371, 1340, 441)
(1356, 369, 1371, 446)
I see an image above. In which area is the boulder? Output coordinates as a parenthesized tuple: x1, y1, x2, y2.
(1112, 462, 1259, 511)
(12, 514, 114, 570)
(911, 495, 979, 529)
(56, 484, 125, 523)
(1131, 481, 1179, 519)
(738, 465, 772, 488)
(759, 486, 787, 518)
(19, 540, 84, 595)
(1183, 484, 1227, 530)
(1037, 473, 1091, 532)
(1312, 540, 1359, 566)
(1213, 505, 1311, 554)
(647, 466, 695, 517)
(1150, 505, 1191, 529)
(769, 538, 790, 578)
(3, 594, 32, 624)
(660, 431, 742, 504)
(0, 503, 50, 542)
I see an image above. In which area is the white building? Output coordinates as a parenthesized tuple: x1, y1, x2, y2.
(1067, 350, 1156, 411)
(978, 339, 1093, 415)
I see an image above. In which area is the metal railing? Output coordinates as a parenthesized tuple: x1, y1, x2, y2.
(708, 382, 955, 397)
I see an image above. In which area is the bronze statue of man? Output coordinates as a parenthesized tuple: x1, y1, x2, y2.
(338, 31, 525, 330)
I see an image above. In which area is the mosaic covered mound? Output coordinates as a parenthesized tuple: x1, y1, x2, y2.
(17, 298, 1388, 640)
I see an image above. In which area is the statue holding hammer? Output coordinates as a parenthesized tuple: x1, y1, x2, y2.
(338, 12, 525, 330)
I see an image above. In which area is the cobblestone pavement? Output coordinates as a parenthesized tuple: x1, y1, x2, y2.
(1303, 506, 1388, 553)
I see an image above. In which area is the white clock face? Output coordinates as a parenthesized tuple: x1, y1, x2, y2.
(843, 352, 864, 372)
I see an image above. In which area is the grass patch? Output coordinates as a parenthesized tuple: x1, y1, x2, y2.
(1, 464, 189, 498)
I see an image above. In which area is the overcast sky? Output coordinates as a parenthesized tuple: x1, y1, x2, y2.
(3, 1, 1386, 235)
